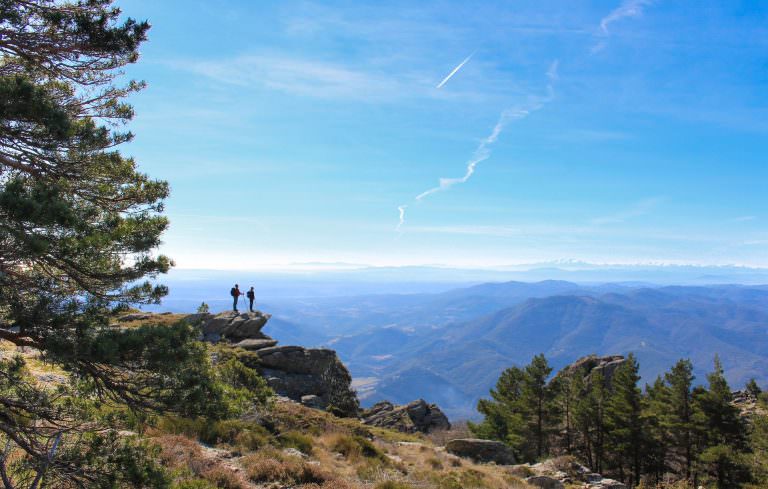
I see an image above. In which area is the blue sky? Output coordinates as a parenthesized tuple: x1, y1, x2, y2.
(119, 0, 768, 269)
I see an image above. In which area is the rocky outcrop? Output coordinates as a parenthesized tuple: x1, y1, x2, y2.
(732, 389, 767, 418)
(525, 475, 564, 489)
(195, 310, 359, 417)
(556, 354, 627, 390)
(256, 345, 359, 417)
(445, 438, 515, 465)
(516, 458, 627, 489)
(361, 399, 450, 434)
(199, 311, 271, 342)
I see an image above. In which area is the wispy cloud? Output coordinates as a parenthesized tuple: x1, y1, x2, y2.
(734, 216, 757, 222)
(175, 54, 405, 101)
(600, 0, 655, 34)
(591, 197, 663, 225)
(593, 0, 656, 52)
(436, 53, 474, 89)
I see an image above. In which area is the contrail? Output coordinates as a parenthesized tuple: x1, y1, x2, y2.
(415, 108, 525, 200)
(436, 53, 474, 89)
(396, 205, 407, 230)
(396, 61, 558, 229)
(416, 60, 559, 202)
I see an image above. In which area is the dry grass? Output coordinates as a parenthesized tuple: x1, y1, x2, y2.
(151, 405, 535, 489)
(153, 435, 250, 489)
(425, 420, 472, 446)
(241, 447, 333, 485)
(115, 313, 188, 329)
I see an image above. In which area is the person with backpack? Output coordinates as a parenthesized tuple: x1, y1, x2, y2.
(246, 286, 256, 312)
(230, 284, 243, 312)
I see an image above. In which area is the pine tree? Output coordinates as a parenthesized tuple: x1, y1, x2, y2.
(553, 371, 579, 454)
(521, 353, 558, 460)
(0, 1, 234, 485)
(644, 375, 671, 483)
(695, 356, 751, 488)
(574, 369, 608, 473)
(471, 365, 528, 453)
(605, 353, 645, 486)
(746, 378, 762, 399)
(471, 354, 559, 462)
(662, 359, 699, 482)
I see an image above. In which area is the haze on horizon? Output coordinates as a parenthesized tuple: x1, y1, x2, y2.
(122, 0, 768, 270)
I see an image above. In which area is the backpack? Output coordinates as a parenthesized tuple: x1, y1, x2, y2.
(230, 287, 237, 297)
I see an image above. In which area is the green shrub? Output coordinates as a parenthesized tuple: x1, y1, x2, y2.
(331, 434, 385, 461)
(278, 430, 314, 454)
(157, 417, 273, 450)
(234, 428, 272, 451)
(215, 357, 273, 415)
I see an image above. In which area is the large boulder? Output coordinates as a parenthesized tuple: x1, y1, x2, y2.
(200, 311, 270, 342)
(361, 399, 450, 434)
(445, 439, 515, 465)
(256, 345, 359, 417)
(556, 354, 627, 391)
(525, 476, 564, 489)
(194, 309, 360, 417)
(233, 338, 278, 351)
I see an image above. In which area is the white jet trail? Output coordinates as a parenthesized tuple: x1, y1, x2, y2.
(396, 60, 558, 229)
(436, 53, 474, 89)
(396, 205, 407, 230)
(415, 60, 559, 202)
(415, 108, 528, 201)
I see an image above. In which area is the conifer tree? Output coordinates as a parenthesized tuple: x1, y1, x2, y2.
(0, 1, 235, 485)
(644, 375, 671, 483)
(574, 369, 608, 473)
(553, 371, 579, 453)
(472, 354, 559, 462)
(472, 365, 528, 450)
(695, 356, 751, 488)
(605, 353, 645, 486)
(662, 359, 699, 482)
(521, 353, 558, 460)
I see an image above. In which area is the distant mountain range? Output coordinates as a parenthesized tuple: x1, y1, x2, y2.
(265, 281, 768, 420)
(142, 268, 768, 421)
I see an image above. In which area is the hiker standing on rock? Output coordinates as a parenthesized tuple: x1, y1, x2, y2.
(230, 284, 243, 312)
(247, 286, 256, 312)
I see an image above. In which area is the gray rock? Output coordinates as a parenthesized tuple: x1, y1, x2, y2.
(592, 479, 626, 489)
(282, 448, 308, 458)
(445, 438, 515, 465)
(192, 308, 359, 417)
(233, 338, 278, 351)
(256, 346, 359, 417)
(555, 354, 627, 391)
(361, 399, 451, 433)
(525, 476, 565, 489)
(200, 311, 271, 342)
(256, 346, 336, 375)
(301, 395, 324, 409)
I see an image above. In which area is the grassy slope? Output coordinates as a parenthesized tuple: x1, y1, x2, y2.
(152, 400, 535, 489)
